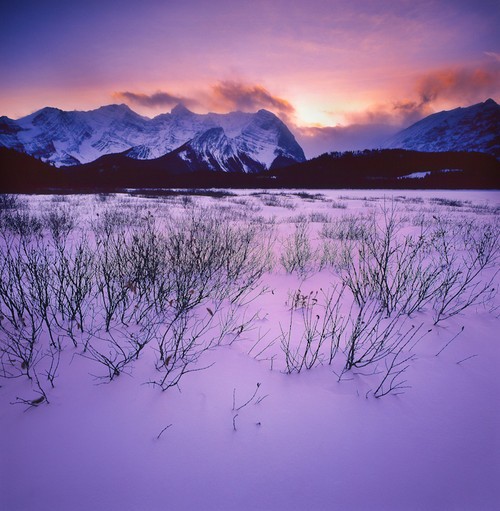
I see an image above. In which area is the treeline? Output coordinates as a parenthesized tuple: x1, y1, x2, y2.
(270, 149, 500, 188)
(1, 147, 499, 192)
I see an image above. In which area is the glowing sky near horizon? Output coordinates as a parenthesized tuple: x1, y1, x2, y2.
(1, 0, 499, 130)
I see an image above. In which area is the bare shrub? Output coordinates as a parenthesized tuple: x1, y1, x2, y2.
(280, 217, 316, 277)
(259, 193, 296, 209)
(320, 214, 368, 242)
(1, 210, 43, 237)
(148, 207, 273, 390)
(0, 232, 61, 400)
(329, 200, 348, 209)
(333, 203, 442, 316)
(280, 285, 349, 373)
(51, 236, 95, 346)
(1, 193, 497, 403)
(43, 207, 75, 245)
(430, 216, 499, 324)
(0, 194, 23, 211)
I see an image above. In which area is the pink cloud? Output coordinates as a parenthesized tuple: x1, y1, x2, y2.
(113, 81, 296, 122)
(416, 63, 500, 104)
(210, 81, 295, 120)
(112, 90, 196, 109)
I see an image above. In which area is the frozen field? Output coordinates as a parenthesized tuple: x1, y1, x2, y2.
(0, 189, 499, 511)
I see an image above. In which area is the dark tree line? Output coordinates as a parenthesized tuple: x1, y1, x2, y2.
(1, 147, 498, 192)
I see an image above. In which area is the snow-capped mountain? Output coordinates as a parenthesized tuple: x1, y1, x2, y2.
(382, 99, 500, 158)
(0, 104, 305, 171)
(173, 109, 304, 173)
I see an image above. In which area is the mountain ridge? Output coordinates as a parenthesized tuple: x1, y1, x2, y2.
(0, 104, 305, 172)
(382, 98, 500, 158)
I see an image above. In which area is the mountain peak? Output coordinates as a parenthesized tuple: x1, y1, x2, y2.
(0, 103, 306, 170)
(255, 109, 281, 121)
(31, 106, 63, 117)
(171, 103, 193, 116)
(383, 98, 500, 158)
(94, 103, 144, 119)
(97, 103, 133, 112)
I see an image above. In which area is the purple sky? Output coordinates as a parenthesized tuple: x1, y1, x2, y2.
(1, 0, 499, 154)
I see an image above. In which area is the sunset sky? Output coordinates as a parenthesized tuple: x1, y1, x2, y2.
(1, 0, 499, 154)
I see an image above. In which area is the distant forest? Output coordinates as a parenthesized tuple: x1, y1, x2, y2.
(1, 147, 498, 192)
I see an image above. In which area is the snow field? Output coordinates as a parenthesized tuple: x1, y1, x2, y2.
(0, 189, 499, 511)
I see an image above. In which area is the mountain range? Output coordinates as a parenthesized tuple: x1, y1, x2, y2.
(0, 104, 305, 172)
(0, 99, 498, 189)
(382, 98, 500, 158)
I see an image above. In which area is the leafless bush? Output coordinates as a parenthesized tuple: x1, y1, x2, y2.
(293, 192, 325, 201)
(43, 207, 75, 245)
(280, 217, 316, 276)
(429, 197, 467, 208)
(430, 216, 499, 324)
(1, 194, 497, 403)
(319, 238, 338, 270)
(329, 200, 348, 209)
(308, 212, 330, 223)
(371, 338, 418, 398)
(259, 193, 296, 209)
(149, 208, 273, 390)
(280, 285, 349, 373)
(320, 214, 368, 242)
(0, 232, 61, 400)
(333, 203, 443, 316)
(277, 284, 428, 397)
(0, 194, 23, 211)
(1, 209, 43, 237)
(342, 302, 424, 373)
(51, 236, 95, 347)
(230, 197, 262, 213)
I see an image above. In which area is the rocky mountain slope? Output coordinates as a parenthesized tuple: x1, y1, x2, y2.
(0, 104, 305, 171)
(383, 98, 500, 158)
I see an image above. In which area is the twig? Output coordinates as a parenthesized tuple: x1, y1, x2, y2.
(255, 394, 269, 405)
(234, 383, 261, 411)
(456, 354, 478, 365)
(435, 326, 465, 357)
(156, 423, 173, 440)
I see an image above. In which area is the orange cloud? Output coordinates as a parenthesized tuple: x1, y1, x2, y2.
(345, 100, 433, 127)
(210, 81, 295, 121)
(112, 90, 195, 109)
(416, 63, 500, 104)
(113, 81, 296, 122)
(344, 62, 499, 128)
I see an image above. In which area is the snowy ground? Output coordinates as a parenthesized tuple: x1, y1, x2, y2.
(1, 189, 499, 511)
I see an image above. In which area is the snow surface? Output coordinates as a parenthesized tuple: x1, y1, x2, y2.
(398, 169, 463, 180)
(398, 171, 431, 179)
(1, 189, 499, 511)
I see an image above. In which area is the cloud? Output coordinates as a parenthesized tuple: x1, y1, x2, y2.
(344, 62, 499, 129)
(296, 61, 500, 157)
(416, 63, 500, 104)
(484, 51, 500, 62)
(112, 81, 295, 121)
(210, 81, 295, 120)
(345, 100, 433, 128)
(112, 90, 193, 109)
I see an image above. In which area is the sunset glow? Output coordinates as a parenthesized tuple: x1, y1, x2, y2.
(1, 0, 499, 154)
